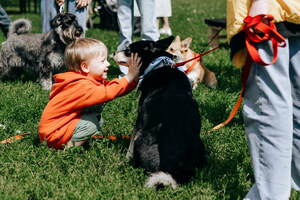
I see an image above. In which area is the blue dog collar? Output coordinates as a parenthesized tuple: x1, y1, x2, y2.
(141, 56, 175, 78)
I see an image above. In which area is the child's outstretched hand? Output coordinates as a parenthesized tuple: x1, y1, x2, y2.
(125, 53, 142, 83)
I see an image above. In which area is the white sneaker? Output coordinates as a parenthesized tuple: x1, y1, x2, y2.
(159, 28, 172, 36)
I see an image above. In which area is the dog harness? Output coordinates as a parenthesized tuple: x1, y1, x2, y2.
(212, 14, 286, 130)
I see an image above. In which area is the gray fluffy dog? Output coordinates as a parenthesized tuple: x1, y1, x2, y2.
(0, 13, 83, 90)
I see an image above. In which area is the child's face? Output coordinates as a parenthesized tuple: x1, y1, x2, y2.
(85, 52, 110, 81)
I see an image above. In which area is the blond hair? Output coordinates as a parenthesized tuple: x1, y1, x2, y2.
(64, 38, 107, 72)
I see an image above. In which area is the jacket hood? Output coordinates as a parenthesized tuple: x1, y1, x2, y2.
(50, 72, 101, 99)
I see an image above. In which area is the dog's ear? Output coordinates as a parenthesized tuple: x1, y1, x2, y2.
(175, 35, 181, 43)
(181, 37, 192, 49)
(50, 13, 63, 28)
(155, 36, 175, 50)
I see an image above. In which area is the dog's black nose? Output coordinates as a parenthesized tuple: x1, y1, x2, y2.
(75, 27, 83, 37)
(173, 54, 178, 60)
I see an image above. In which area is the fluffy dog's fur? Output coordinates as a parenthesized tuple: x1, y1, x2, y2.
(114, 36, 206, 189)
(167, 35, 218, 89)
(0, 13, 83, 90)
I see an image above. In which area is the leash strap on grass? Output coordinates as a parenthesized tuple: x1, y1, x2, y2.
(212, 14, 285, 131)
(91, 135, 131, 141)
(0, 134, 130, 145)
(0, 133, 31, 144)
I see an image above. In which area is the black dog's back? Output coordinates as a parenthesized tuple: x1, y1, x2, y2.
(134, 66, 206, 184)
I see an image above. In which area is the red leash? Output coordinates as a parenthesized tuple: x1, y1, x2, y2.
(243, 14, 286, 65)
(172, 46, 220, 68)
(184, 52, 201, 74)
(212, 14, 286, 130)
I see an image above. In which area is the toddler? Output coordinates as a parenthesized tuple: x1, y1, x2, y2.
(38, 38, 141, 149)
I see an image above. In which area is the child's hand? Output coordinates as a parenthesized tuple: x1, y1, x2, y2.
(125, 53, 142, 83)
(56, 0, 64, 6)
(76, 0, 92, 8)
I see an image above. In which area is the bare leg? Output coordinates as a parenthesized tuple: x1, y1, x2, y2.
(64, 140, 88, 150)
(162, 17, 170, 30)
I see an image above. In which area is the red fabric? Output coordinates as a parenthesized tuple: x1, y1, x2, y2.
(243, 14, 286, 65)
(38, 72, 137, 149)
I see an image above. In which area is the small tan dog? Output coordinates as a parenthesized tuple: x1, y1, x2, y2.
(167, 36, 218, 89)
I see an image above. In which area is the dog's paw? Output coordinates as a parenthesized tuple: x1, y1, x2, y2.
(39, 78, 52, 90)
(145, 171, 178, 189)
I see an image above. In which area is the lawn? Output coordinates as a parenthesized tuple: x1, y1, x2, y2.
(0, 0, 299, 200)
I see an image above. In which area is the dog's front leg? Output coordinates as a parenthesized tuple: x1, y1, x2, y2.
(39, 70, 52, 90)
(126, 130, 140, 160)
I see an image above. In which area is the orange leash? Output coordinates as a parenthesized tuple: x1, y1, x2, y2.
(212, 58, 252, 130)
(91, 135, 131, 141)
(184, 52, 201, 74)
(173, 46, 219, 68)
(212, 14, 286, 130)
(0, 133, 31, 144)
(0, 133, 130, 145)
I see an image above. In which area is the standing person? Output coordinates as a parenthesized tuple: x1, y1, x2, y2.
(38, 38, 141, 149)
(117, 0, 159, 75)
(156, 0, 172, 36)
(0, 4, 11, 37)
(134, 0, 172, 36)
(41, 0, 91, 35)
(227, 0, 300, 199)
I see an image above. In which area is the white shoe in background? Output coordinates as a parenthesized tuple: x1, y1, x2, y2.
(159, 28, 172, 36)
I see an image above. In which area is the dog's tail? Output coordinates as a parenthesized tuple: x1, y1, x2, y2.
(8, 19, 32, 37)
(145, 171, 178, 189)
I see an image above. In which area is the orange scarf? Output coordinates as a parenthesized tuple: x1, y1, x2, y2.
(38, 72, 137, 149)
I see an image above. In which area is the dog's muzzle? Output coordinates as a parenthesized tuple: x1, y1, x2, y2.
(113, 51, 129, 66)
(75, 26, 83, 38)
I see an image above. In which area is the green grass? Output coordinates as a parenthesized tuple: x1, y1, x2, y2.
(0, 1, 299, 199)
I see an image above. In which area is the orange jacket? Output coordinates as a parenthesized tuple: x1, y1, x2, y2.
(38, 72, 137, 149)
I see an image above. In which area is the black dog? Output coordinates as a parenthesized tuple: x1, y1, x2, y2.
(114, 36, 206, 188)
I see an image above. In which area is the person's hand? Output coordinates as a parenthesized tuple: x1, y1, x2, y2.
(76, 0, 92, 8)
(125, 53, 142, 83)
(56, 0, 64, 6)
(249, 0, 268, 17)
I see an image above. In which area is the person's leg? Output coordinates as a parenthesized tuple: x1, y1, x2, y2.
(290, 37, 300, 191)
(65, 113, 101, 149)
(243, 40, 293, 200)
(136, 0, 159, 41)
(116, 0, 133, 75)
(40, 0, 57, 33)
(117, 0, 133, 51)
(0, 5, 11, 37)
(162, 17, 170, 30)
(159, 17, 172, 36)
(67, 0, 87, 35)
(156, 17, 160, 30)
